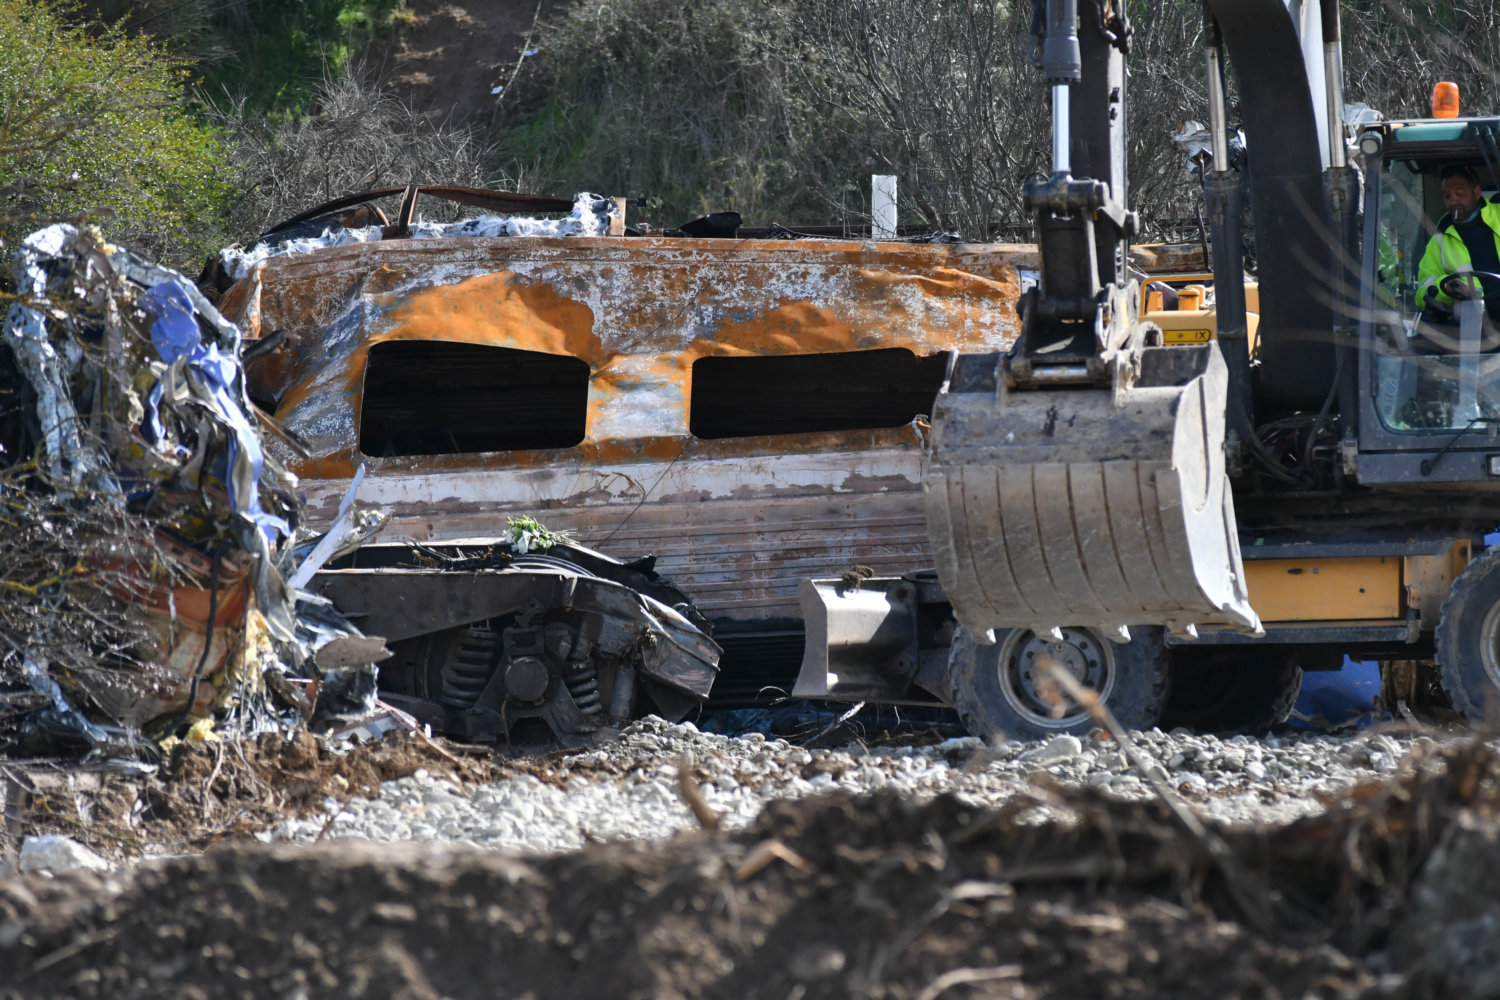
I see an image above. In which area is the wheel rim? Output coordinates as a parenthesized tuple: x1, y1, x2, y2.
(995, 628, 1116, 730)
(1480, 599, 1500, 690)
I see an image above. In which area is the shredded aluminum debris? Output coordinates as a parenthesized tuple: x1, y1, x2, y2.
(219, 192, 617, 280)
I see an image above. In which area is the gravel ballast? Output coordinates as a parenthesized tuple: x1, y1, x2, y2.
(259, 718, 1440, 853)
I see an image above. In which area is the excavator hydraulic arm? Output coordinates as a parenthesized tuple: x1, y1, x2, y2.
(922, 0, 1261, 640)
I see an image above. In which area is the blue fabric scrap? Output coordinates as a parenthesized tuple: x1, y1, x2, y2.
(140, 279, 288, 545)
(139, 281, 201, 362)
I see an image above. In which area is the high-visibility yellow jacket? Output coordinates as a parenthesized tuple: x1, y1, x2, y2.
(1418, 199, 1500, 307)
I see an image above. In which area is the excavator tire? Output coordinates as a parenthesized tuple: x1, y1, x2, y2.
(1436, 546, 1500, 723)
(1162, 648, 1300, 735)
(946, 624, 1169, 742)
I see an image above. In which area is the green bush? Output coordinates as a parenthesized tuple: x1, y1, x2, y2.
(191, 0, 409, 117)
(0, 1, 232, 266)
(80, 0, 409, 118)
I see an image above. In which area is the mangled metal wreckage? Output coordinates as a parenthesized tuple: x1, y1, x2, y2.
(201, 186, 1033, 724)
(0, 215, 720, 754)
(0, 223, 374, 756)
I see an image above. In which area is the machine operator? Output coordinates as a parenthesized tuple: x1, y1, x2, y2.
(1418, 163, 1500, 323)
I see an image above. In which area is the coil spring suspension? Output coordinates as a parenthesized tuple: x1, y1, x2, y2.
(564, 662, 603, 717)
(440, 625, 500, 707)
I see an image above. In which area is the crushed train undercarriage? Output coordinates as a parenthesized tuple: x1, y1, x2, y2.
(315, 540, 720, 744)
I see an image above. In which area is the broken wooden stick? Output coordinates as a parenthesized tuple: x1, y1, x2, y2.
(675, 751, 721, 832)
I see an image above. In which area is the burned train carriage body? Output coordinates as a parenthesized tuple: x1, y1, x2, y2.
(220, 234, 1029, 705)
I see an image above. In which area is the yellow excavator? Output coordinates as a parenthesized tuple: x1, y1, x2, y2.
(797, 0, 1500, 737)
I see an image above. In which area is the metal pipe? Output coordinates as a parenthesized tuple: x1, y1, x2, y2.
(1205, 42, 1230, 169)
(1319, 1, 1357, 450)
(1322, 1, 1346, 169)
(1205, 172, 1252, 454)
(1202, 11, 1252, 467)
(1041, 0, 1079, 176)
(1024, 364, 1093, 385)
(607, 664, 637, 722)
(1322, 44, 1346, 168)
(1041, 0, 1081, 83)
(1052, 84, 1072, 174)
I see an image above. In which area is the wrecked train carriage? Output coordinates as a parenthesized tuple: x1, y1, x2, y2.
(214, 201, 1031, 710)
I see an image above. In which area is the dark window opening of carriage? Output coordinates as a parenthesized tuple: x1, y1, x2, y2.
(359, 341, 590, 456)
(689, 348, 948, 439)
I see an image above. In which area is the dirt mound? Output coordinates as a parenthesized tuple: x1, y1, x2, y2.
(0, 794, 1363, 1000)
(11, 738, 1500, 998)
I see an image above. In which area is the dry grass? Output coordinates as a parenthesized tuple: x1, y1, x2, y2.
(213, 69, 496, 240)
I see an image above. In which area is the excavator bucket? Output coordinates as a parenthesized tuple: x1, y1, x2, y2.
(923, 342, 1262, 640)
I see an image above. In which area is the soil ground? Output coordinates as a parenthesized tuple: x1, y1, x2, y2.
(369, 0, 566, 127)
(2, 731, 1498, 998)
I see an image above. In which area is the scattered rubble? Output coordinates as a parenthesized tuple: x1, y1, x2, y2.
(0, 715, 1462, 865)
(16, 836, 107, 876)
(4, 721, 1500, 998)
(252, 721, 1456, 849)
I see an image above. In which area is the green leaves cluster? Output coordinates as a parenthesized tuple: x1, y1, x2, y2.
(0, 0, 232, 267)
(190, 0, 410, 117)
(0, 0, 415, 268)
(504, 516, 574, 553)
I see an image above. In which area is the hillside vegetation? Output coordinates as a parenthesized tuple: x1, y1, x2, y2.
(498, 0, 1500, 234)
(0, 1, 230, 264)
(5, 0, 1500, 264)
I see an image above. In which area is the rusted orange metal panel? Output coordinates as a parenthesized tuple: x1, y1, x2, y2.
(85, 533, 253, 725)
(223, 235, 1032, 623)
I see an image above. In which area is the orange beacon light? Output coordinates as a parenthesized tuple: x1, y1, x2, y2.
(1433, 81, 1461, 119)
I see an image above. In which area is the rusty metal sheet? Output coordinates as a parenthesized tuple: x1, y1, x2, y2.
(221, 236, 1031, 623)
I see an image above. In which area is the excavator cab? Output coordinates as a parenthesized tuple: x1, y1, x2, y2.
(1359, 131, 1500, 473)
(799, 1, 1500, 738)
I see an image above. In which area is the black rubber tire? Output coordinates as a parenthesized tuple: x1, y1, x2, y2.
(946, 624, 1169, 742)
(1161, 648, 1301, 735)
(1436, 546, 1500, 723)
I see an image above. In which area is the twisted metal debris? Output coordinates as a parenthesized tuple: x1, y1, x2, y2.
(0, 224, 382, 759)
